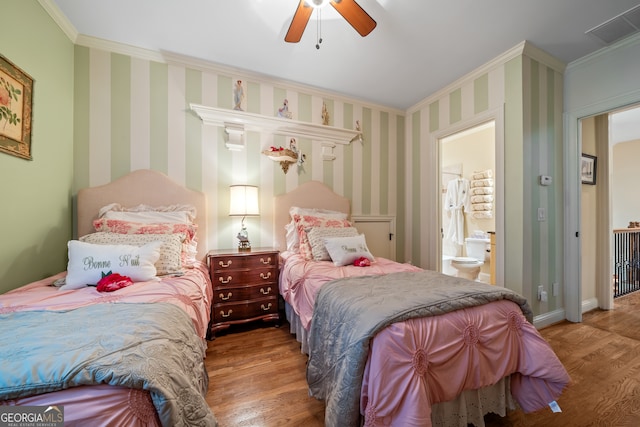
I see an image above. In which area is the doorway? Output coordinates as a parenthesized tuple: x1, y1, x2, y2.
(581, 104, 640, 312)
(439, 121, 496, 284)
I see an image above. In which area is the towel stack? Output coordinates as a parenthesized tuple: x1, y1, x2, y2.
(470, 169, 493, 219)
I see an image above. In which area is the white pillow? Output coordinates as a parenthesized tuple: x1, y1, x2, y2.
(289, 206, 348, 219)
(102, 210, 192, 224)
(62, 240, 162, 290)
(323, 234, 374, 266)
(307, 227, 359, 261)
(80, 232, 185, 275)
(99, 203, 196, 223)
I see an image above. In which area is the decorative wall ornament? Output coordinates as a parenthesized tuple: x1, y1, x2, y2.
(0, 54, 33, 160)
(277, 99, 292, 119)
(262, 138, 306, 174)
(322, 102, 330, 125)
(233, 79, 245, 111)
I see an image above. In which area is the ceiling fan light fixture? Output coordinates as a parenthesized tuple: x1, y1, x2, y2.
(306, 0, 331, 8)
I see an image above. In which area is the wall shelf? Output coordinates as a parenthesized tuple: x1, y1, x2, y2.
(190, 103, 361, 145)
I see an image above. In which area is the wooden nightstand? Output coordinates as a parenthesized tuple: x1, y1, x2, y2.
(207, 248, 280, 339)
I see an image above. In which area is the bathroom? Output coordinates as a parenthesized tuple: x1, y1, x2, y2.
(441, 121, 495, 283)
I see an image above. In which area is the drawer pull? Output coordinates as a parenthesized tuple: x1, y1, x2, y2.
(220, 309, 233, 318)
(261, 303, 272, 311)
(260, 287, 271, 295)
(219, 260, 232, 268)
(219, 276, 232, 284)
(260, 257, 271, 265)
(260, 272, 272, 280)
(219, 292, 232, 300)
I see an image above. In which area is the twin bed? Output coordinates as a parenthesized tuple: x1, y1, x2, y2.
(275, 181, 570, 426)
(1, 171, 569, 427)
(0, 170, 217, 426)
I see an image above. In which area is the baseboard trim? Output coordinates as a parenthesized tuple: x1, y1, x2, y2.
(582, 297, 599, 313)
(533, 308, 566, 329)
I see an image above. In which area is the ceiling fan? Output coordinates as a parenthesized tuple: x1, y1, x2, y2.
(285, 0, 377, 43)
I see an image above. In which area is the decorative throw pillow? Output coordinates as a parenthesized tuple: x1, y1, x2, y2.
(323, 234, 375, 266)
(286, 207, 348, 253)
(92, 218, 198, 266)
(80, 232, 185, 275)
(307, 227, 359, 261)
(292, 214, 352, 260)
(62, 240, 163, 290)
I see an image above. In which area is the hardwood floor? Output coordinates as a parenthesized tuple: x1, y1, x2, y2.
(205, 292, 640, 426)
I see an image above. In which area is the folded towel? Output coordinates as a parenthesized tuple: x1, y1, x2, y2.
(470, 195, 494, 203)
(470, 187, 493, 195)
(471, 178, 493, 188)
(471, 203, 493, 211)
(471, 169, 493, 180)
(472, 211, 493, 219)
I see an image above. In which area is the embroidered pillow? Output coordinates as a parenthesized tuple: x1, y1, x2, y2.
(307, 227, 359, 261)
(80, 232, 185, 275)
(62, 240, 162, 290)
(292, 214, 351, 260)
(323, 234, 374, 266)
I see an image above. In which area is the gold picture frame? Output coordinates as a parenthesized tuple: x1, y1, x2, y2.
(0, 54, 34, 160)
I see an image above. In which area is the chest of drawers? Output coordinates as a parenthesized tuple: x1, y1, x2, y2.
(207, 248, 279, 339)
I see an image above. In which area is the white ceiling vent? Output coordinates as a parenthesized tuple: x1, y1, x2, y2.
(586, 4, 640, 45)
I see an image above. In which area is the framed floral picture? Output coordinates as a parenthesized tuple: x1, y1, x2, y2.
(0, 54, 34, 160)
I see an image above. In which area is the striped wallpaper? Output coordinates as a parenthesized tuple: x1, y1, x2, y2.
(72, 40, 564, 317)
(72, 45, 405, 257)
(404, 42, 564, 316)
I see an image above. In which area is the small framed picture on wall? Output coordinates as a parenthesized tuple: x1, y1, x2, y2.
(581, 153, 597, 185)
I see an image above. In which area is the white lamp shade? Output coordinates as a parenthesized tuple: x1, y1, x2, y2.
(229, 185, 260, 216)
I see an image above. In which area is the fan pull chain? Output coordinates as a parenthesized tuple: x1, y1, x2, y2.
(316, 8, 323, 49)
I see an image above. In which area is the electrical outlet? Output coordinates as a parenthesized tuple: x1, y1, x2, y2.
(552, 282, 559, 296)
(537, 285, 543, 301)
(541, 291, 548, 302)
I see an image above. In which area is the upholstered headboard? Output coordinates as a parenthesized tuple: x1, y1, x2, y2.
(76, 169, 208, 261)
(273, 181, 350, 252)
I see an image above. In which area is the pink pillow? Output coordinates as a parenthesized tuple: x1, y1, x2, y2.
(292, 214, 351, 260)
(93, 218, 198, 266)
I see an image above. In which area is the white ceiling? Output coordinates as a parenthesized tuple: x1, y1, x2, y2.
(48, 0, 640, 144)
(49, 0, 640, 111)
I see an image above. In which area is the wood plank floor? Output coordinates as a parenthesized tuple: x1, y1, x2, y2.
(205, 291, 640, 426)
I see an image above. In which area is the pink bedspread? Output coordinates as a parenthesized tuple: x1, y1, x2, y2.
(279, 251, 422, 330)
(0, 262, 212, 339)
(361, 299, 569, 426)
(0, 263, 213, 426)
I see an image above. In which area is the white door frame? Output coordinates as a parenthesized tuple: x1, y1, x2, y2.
(564, 89, 640, 322)
(430, 106, 505, 287)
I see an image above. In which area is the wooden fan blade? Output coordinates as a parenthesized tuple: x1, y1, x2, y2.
(285, 1, 313, 43)
(331, 0, 377, 37)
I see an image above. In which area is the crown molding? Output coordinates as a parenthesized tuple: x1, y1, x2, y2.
(38, 0, 78, 42)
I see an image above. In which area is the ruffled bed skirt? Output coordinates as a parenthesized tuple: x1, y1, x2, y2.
(283, 302, 516, 426)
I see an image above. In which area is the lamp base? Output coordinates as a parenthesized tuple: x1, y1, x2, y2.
(238, 241, 251, 252)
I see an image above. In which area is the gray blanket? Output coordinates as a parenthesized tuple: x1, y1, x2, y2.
(306, 269, 532, 427)
(0, 302, 217, 426)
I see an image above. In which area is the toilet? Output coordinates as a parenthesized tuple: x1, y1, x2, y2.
(451, 236, 490, 281)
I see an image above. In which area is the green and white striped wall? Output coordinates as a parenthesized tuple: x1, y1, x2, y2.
(72, 45, 406, 255)
(404, 41, 565, 316)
